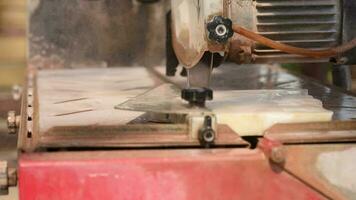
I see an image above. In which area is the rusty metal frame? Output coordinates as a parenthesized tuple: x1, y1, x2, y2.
(35, 124, 249, 149)
(264, 121, 356, 144)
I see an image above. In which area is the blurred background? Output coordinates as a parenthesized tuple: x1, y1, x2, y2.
(0, 1, 25, 199)
(0, 0, 25, 132)
(0, 0, 26, 90)
(0, 0, 25, 138)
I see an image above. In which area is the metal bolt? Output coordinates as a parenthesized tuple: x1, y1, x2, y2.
(258, 138, 286, 164)
(7, 111, 20, 135)
(215, 24, 227, 36)
(270, 146, 286, 164)
(202, 129, 215, 143)
(11, 85, 22, 101)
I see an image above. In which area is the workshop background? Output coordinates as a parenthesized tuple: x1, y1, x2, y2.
(0, 0, 25, 88)
(0, 0, 355, 199)
(0, 0, 25, 199)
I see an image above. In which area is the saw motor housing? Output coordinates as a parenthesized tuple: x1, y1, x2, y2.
(168, 0, 356, 70)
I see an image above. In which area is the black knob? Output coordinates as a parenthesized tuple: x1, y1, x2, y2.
(207, 16, 233, 44)
(181, 88, 213, 107)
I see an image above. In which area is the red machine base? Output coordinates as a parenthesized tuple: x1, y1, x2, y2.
(19, 149, 324, 200)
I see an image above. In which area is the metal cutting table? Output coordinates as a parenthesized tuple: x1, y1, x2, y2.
(15, 64, 356, 200)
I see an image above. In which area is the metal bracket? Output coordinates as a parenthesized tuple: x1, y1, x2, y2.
(258, 138, 286, 164)
(187, 114, 217, 147)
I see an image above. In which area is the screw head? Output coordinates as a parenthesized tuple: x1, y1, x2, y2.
(199, 127, 216, 147)
(202, 129, 215, 143)
(7, 111, 20, 135)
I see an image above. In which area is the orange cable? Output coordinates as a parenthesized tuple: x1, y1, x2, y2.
(232, 24, 356, 58)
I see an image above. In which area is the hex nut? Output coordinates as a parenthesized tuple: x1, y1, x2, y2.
(7, 111, 20, 135)
(270, 146, 286, 164)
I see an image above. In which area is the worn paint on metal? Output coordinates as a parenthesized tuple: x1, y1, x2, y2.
(284, 144, 356, 200)
(19, 149, 326, 200)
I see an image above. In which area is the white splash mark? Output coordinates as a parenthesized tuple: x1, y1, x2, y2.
(88, 173, 109, 178)
(316, 148, 356, 193)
